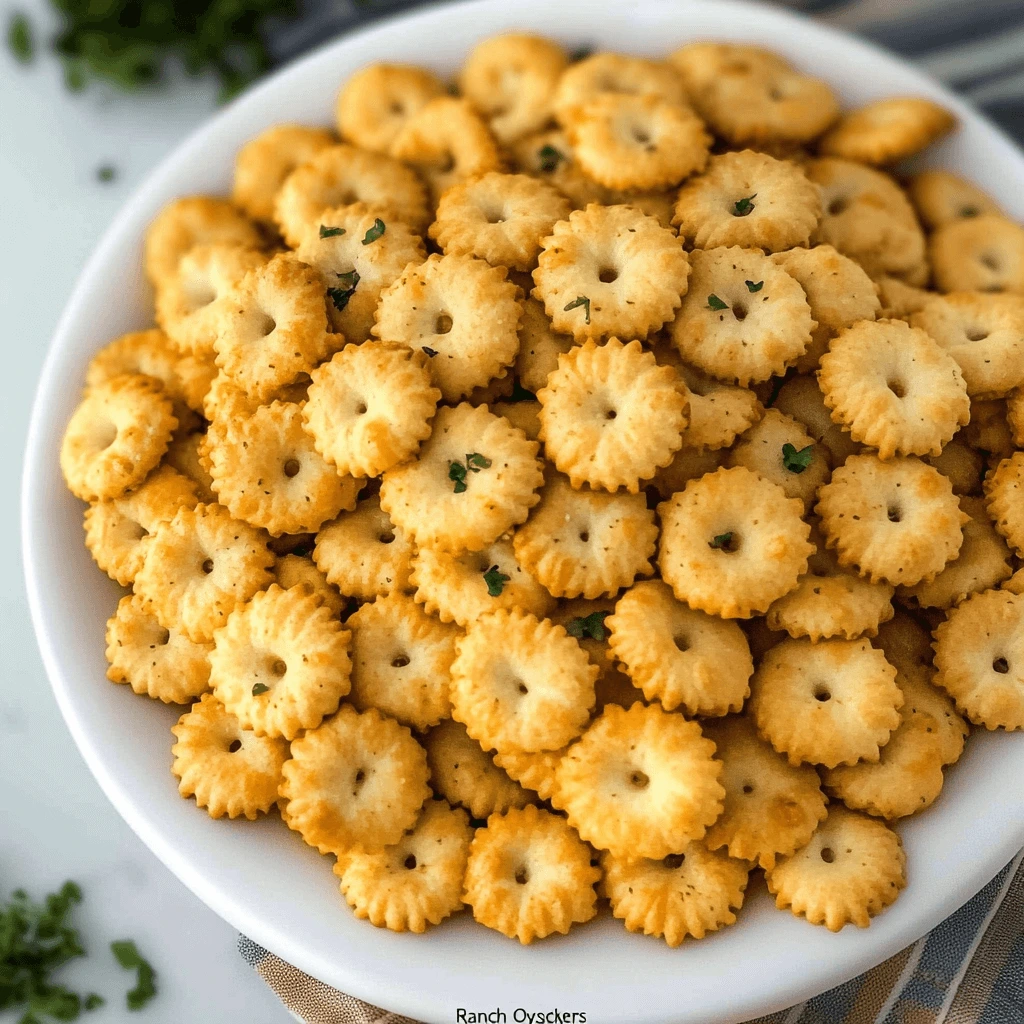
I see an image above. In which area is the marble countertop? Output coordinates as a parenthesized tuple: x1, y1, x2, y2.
(2, 4, 294, 1019)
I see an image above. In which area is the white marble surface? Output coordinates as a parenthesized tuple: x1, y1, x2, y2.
(2, 2, 293, 1019)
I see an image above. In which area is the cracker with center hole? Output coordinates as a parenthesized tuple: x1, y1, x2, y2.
(907, 169, 1001, 231)
(819, 97, 955, 165)
(553, 53, 687, 123)
(929, 215, 1024, 295)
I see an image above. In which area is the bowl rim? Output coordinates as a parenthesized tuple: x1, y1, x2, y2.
(22, 2, 1024, 1022)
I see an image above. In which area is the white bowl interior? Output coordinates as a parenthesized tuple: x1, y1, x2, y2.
(22, 2, 1024, 1022)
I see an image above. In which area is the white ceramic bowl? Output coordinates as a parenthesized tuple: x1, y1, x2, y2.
(22, 2, 1024, 1021)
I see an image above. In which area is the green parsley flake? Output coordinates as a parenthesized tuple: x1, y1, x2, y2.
(564, 295, 591, 325)
(319, 224, 346, 238)
(96, 165, 117, 183)
(566, 610, 610, 642)
(733, 194, 756, 216)
(465, 452, 491, 471)
(482, 565, 511, 597)
(251, 682, 270, 696)
(707, 294, 728, 311)
(782, 442, 814, 474)
(84, 994, 105, 1010)
(422, 346, 438, 357)
(111, 940, 157, 1012)
(327, 269, 360, 312)
(361, 218, 386, 244)
(448, 453, 490, 493)
(537, 144, 565, 172)
(745, 279, 764, 293)
(7, 13, 33, 63)
(709, 532, 734, 550)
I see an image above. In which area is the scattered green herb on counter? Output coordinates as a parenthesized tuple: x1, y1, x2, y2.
(421, 346, 438, 358)
(361, 218, 386, 244)
(110, 940, 156, 1012)
(96, 165, 117, 183)
(252, 682, 270, 696)
(319, 224, 346, 238)
(564, 295, 591, 325)
(782, 442, 814, 474)
(327, 270, 360, 312)
(508, 380, 536, 403)
(709, 531, 734, 550)
(566, 610, 610, 642)
(482, 565, 510, 597)
(537, 144, 565, 172)
(745, 279, 763, 293)
(7, 12, 33, 63)
(734, 194, 757, 216)
(707, 294, 728, 311)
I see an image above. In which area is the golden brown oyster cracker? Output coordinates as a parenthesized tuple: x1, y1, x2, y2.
(274, 143, 430, 246)
(295, 202, 426, 344)
(607, 580, 752, 717)
(389, 97, 502, 204)
(410, 537, 553, 628)
(61, 374, 177, 503)
(232, 123, 335, 224)
(770, 244, 881, 374)
(766, 805, 906, 931)
(554, 702, 724, 860)
(669, 246, 814, 385)
(210, 584, 351, 740)
(693, 66, 839, 148)
(538, 338, 689, 493)
(648, 446, 723, 502)
(910, 292, 1024, 399)
(171, 693, 289, 820)
(155, 243, 269, 356)
(773, 373, 862, 466)
(106, 593, 212, 704)
(425, 719, 535, 818)
(134, 503, 274, 643)
(984, 452, 1024, 556)
(274, 554, 346, 618)
(553, 52, 687, 122)
(726, 409, 831, 511)
(668, 41, 791, 99)
(514, 476, 657, 599)
(611, 188, 678, 230)
(822, 708, 946, 820)
(532, 204, 690, 342)
(508, 128, 617, 211)
(966, 398, 1016, 456)
(815, 455, 967, 586)
(84, 465, 197, 586)
(658, 466, 813, 619)
(1008, 388, 1024, 447)
(380, 403, 543, 554)
(214, 254, 331, 403)
(899, 496, 1012, 610)
(144, 195, 263, 286)
(702, 715, 826, 870)
(602, 842, 749, 946)
(894, 660, 968, 767)
(766, 523, 894, 642)
(336, 63, 444, 154)
(933, 588, 1024, 730)
(451, 608, 597, 753)
(207, 401, 361, 537)
(491, 400, 542, 441)
(929, 214, 1024, 295)
(464, 804, 599, 944)
(806, 158, 927, 285)
(874, 610, 934, 678)
(280, 704, 431, 855)
(460, 34, 567, 144)
(314, 496, 413, 600)
(1004, 568, 1024, 595)
(925, 435, 985, 497)
(819, 319, 970, 459)
(335, 798, 472, 933)
(348, 593, 458, 732)
(907, 170, 1002, 232)
(875, 276, 933, 322)
(373, 253, 521, 402)
(566, 93, 710, 192)
(819, 97, 956, 165)
(430, 172, 571, 272)
(674, 150, 820, 252)
(514, 297, 576, 394)
(304, 342, 439, 479)
(750, 637, 902, 767)
(491, 747, 564, 802)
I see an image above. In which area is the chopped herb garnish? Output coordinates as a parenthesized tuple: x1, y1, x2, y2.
(508, 379, 537, 403)
(361, 218, 386, 244)
(709, 532, 734, 550)
(465, 452, 491, 471)
(251, 682, 270, 696)
(537, 143, 565, 172)
(482, 565, 511, 597)
(734, 194, 757, 216)
(96, 165, 117, 183)
(566, 610, 610, 642)
(564, 295, 591, 325)
(745, 279, 764, 293)
(327, 269, 360, 312)
(84, 993, 105, 1010)
(319, 224, 346, 238)
(8, 13, 33, 63)
(111, 940, 156, 1011)
(782, 442, 814, 474)
(448, 453, 489, 493)
(707, 294, 728, 311)
(422, 346, 438, 357)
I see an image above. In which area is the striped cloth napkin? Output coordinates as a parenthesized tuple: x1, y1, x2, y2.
(244, 2, 1024, 1021)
